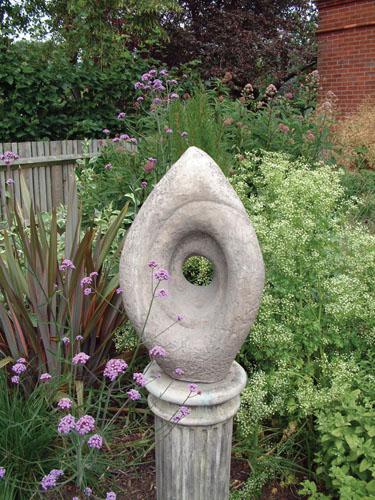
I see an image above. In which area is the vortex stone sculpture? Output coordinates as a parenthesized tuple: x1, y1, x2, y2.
(120, 146, 264, 383)
(120, 147, 264, 500)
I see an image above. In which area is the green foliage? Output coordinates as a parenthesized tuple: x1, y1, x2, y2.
(217, 72, 335, 163)
(0, 188, 128, 383)
(0, 38, 152, 141)
(231, 151, 375, 498)
(0, 371, 57, 498)
(78, 87, 232, 220)
(182, 256, 214, 286)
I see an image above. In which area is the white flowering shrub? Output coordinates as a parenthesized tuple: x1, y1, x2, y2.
(230, 152, 375, 498)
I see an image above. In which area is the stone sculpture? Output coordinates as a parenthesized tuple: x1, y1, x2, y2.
(120, 147, 265, 500)
(120, 146, 264, 383)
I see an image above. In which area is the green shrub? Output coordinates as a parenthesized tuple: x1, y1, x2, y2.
(231, 151, 375, 498)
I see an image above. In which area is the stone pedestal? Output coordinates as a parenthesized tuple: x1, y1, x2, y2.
(145, 361, 247, 500)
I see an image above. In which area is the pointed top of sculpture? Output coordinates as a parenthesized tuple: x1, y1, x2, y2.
(120, 147, 264, 382)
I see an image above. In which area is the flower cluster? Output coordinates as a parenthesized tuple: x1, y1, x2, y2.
(133, 372, 147, 387)
(103, 358, 128, 381)
(57, 398, 72, 410)
(134, 68, 179, 107)
(127, 389, 141, 401)
(154, 268, 170, 281)
(172, 405, 190, 423)
(87, 433, 103, 449)
(0, 467, 5, 479)
(72, 352, 90, 365)
(0, 151, 19, 165)
(149, 345, 167, 358)
(10, 357, 27, 384)
(76, 415, 96, 435)
(59, 259, 75, 271)
(40, 373, 52, 382)
(40, 469, 64, 490)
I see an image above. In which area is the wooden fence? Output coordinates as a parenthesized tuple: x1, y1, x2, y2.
(0, 139, 102, 218)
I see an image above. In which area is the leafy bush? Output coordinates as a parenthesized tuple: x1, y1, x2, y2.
(0, 188, 128, 383)
(230, 151, 375, 498)
(0, 39, 152, 141)
(78, 83, 232, 220)
(217, 72, 336, 163)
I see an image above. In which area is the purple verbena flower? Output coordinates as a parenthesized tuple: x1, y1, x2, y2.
(12, 362, 26, 375)
(167, 79, 178, 85)
(148, 69, 157, 77)
(149, 345, 167, 358)
(120, 134, 129, 140)
(148, 260, 158, 268)
(159, 69, 168, 77)
(112, 137, 120, 143)
(104, 162, 112, 170)
(172, 405, 190, 423)
(72, 352, 90, 365)
(141, 72, 151, 81)
(157, 288, 168, 298)
(62, 336, 70, 345)
(127, 389, 141, 401)
(175, 368, 184, 376)
(90, 272, 98, 278)
(59, 259, 75, 271)
(180, 131, 188, 138)
(133, 372, 147, 387)
(75, 335, 84, 341)
(169, 92, 179, 100)
(189, 383, 198, 393)
(164, 127, 173, 134)
(83, 487, 93, 497)
(87, 433, 103, 449)
(80, 276, 92, 288)
(83, 287, 92, 296)
(40, 373, 52, 382)
(103, 128, 110, 135)
(136, 96, 144, 102)
(40, 469, 64, 490)
(58, 414, 76, 434)
(57, 398, 72, 410)
(116, 287, 123, 294)
(129, 137, 138, 144)
(0, 467, 5, 479)
(141, 180, 148, 189)
(134, 81, 144, 90)
(16, 357, 26, 364)
(6, 178, 15, 185)
(117, 112, 126, 120)
(177, 315, 183, 321)
(154, 268, 170, 281)
(106, 492, 117, 500)
(103, 358, 128, 381)
(11, 375, 19, 384)
(75, 415, 95, 435)
(0, 151, 19, 165)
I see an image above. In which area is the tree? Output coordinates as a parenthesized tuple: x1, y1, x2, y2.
(158, 0, 317, 90)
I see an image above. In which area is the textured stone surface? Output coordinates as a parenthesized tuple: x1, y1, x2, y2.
(147, 361, 247, 500)
(120, 146, 264, 382)
(155, 416, 233, 500)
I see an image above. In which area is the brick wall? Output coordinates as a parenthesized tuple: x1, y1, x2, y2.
(317, 0, 375, 115)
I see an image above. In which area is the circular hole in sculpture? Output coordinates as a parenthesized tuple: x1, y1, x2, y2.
(182, 256, 214, 286)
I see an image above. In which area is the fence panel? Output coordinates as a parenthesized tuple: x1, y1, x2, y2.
(0, 139, 102, 219)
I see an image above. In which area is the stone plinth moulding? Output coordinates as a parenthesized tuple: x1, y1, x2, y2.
(120, 147, 265, 500)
